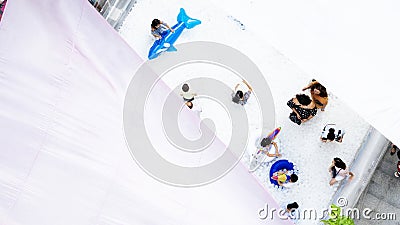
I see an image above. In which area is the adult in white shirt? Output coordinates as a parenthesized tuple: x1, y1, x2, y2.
(180, 83, 197, 102)
(328, 158, 354, 186)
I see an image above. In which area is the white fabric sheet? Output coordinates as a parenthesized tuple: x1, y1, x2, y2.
(0, 1, 291, 225)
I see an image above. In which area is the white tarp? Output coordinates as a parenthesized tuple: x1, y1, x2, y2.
(0, 0, 291, 225)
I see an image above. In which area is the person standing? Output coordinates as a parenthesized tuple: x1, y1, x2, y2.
(328, 158, 354, 186)
(232, 80, 252, 106)
(180, 83, 197, 102)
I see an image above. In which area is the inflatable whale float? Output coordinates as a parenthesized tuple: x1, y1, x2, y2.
(148, 8, 201, 60)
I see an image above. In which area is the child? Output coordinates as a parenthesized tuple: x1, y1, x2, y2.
(272, 171, 298, 186)
(258, 137, 281, 157)
(232, 80, 252, 105)
(180, 83, 197, 102)
(321, 124, 345, 143)
(151, 19, 174, 40)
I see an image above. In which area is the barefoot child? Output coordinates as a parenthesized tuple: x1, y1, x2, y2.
(257, 137, 281, 157)
(272, 171, 298, 186)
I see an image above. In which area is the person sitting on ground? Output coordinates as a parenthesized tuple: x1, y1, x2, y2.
(232, 79, 253, 105)
(272, 171, 298, 186)
(328, 157, 354, 186)
(283, 202, 300, 221)
(390, 143, 399, 156)
(302, 79, 328, 111)
(287, 94, 317, 125)
(320, 124, 345, 143)
(151, 19, 174, 40)
(180, 83, 197, 102)
(258, 137, 281, 157)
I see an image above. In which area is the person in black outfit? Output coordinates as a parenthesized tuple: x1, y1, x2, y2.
(287, 94, 317, 125)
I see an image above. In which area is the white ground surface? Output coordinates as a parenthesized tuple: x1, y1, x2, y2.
(119, 0, 371, 224)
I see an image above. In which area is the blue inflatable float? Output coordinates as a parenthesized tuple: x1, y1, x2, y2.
(269, 159, 297, 186)
(148, 8, 201, 60)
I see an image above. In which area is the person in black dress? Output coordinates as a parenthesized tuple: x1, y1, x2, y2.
(287, 94, 317, 125)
